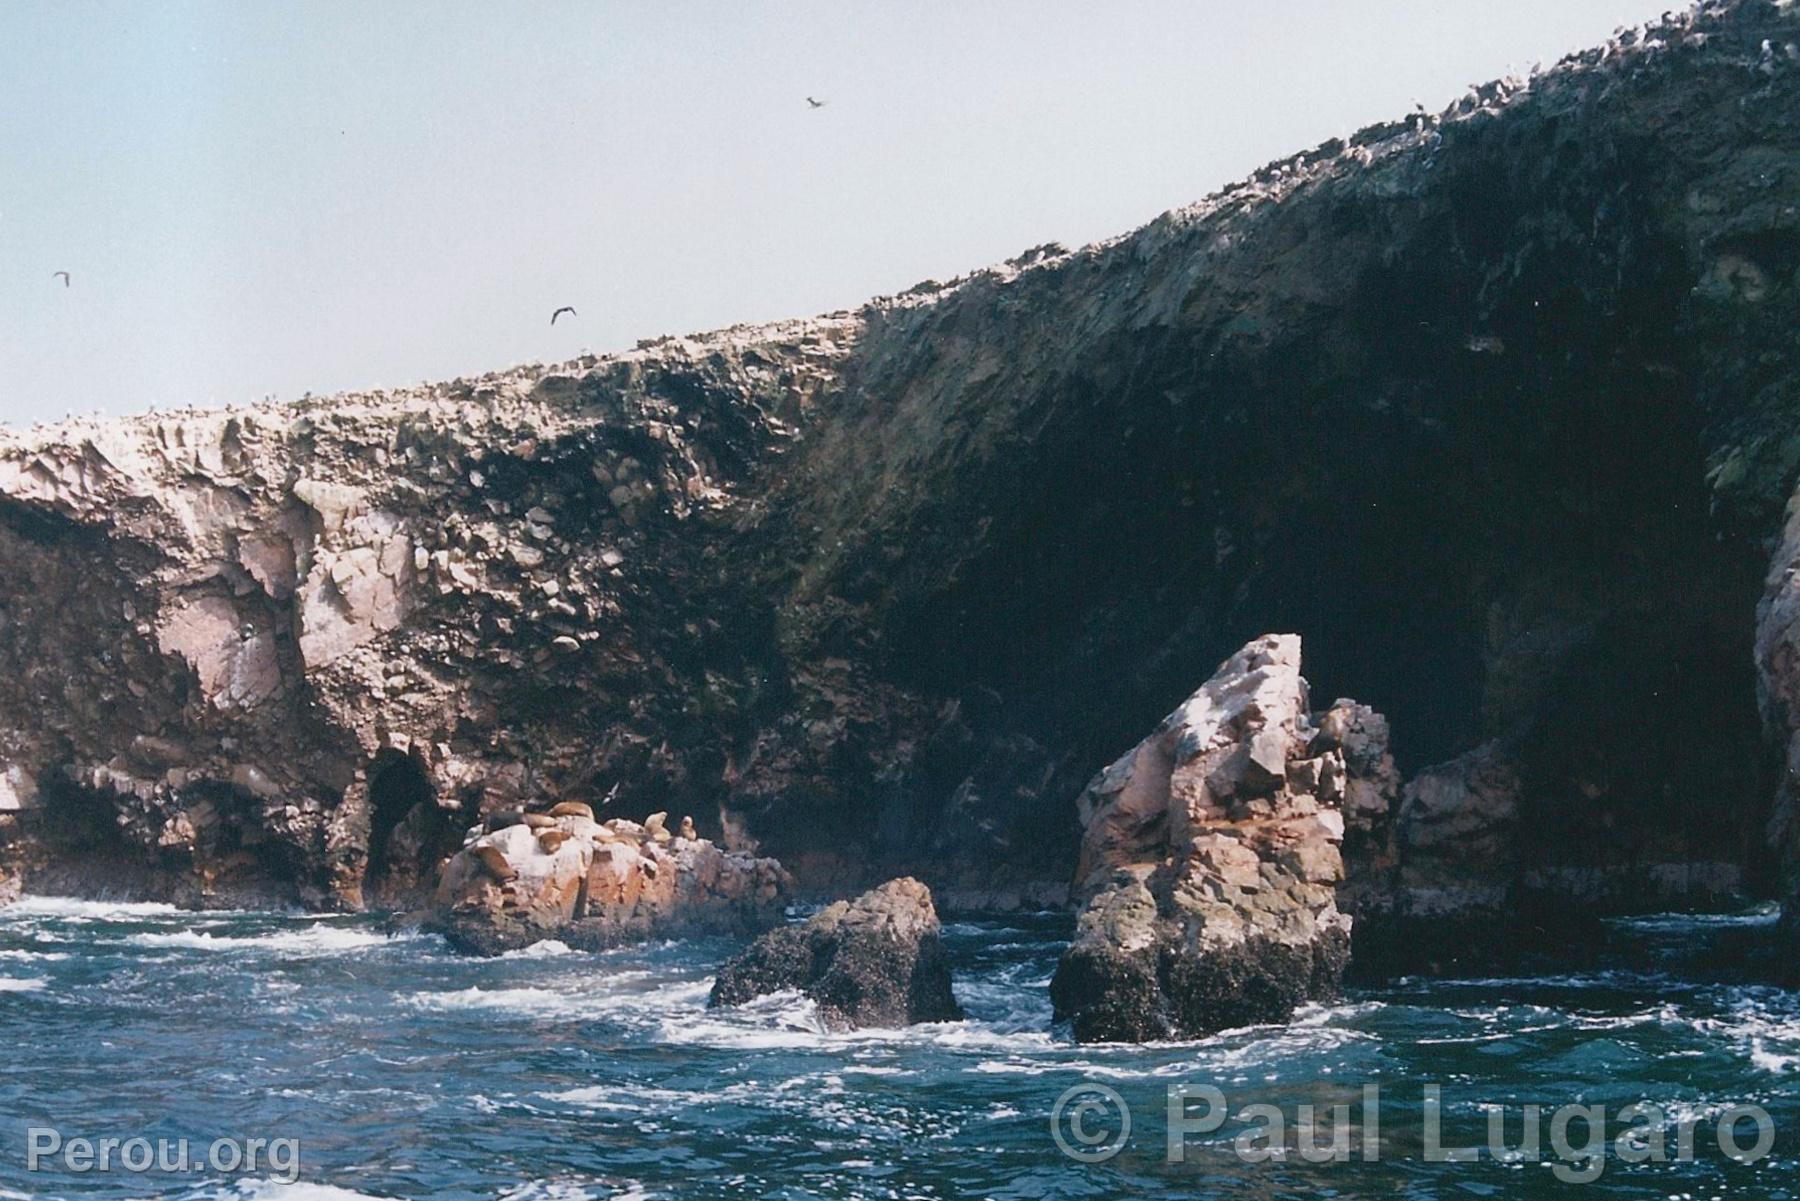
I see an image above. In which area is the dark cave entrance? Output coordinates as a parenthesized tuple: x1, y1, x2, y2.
(363, 750, 459, 907)
(876, 286, 1779, 911)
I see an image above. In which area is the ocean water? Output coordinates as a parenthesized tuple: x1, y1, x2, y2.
(0, 900, 1797, 1199)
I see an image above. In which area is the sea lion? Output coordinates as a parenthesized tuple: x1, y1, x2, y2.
(644, 811, 670, 842)
(678, 815, 697, 840)
(548, 801, 595, 821)
(485, 809, 525, 832)
(471, 844, 518, 883)
(521, 813, 558, 829)
(537, 829, 571, 853)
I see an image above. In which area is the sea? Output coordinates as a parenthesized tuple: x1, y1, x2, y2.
(1, 898, 1796, 1199)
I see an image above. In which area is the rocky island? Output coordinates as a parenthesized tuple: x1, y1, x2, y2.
(2, 0, 1800, 1026)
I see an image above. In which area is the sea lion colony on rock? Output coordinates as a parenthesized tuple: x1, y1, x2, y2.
(427, 804, 790, 956)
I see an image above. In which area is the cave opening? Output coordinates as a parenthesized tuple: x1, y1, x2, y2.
(27, 772, 162, 895)
(874, 285, 1777, 914)
(363, 750, 459, 907)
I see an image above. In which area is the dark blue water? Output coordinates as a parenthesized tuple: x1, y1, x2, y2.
(1, 898, 1797, 1199)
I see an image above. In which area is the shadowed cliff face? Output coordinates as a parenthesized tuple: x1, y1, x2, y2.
(752, 0, 1798, 916)
(0, 2, 1797, 966)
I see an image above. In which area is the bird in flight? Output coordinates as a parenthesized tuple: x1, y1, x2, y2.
(550, 306, 576, 326)
(806, 97, 826, 108)
(52, 271, 70, 287)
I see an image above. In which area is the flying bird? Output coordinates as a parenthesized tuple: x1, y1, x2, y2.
(550, 306, 576, 325)
(806, 96, 826, 108)
(52, 271, 69, 287)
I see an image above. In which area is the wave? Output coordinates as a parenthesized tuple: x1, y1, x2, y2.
(499, 939, 575, 959)
(542, 1072, 881, 1122)
(652, 985, 1065, 1056)
(542, 1083, 703, 1112)
(1395, 969, 1688, 991)
(498, 1182, 632, 1201)
(175, 1181, 396, 1201)
(397, 970, 680, 1018)
(400, 986, 578, 1015)
(942, 922, 1031, 938)
(0, 976, 47, 992)
(1, 895, 186, 921)
(126, 925, 425, 955)
(654, 988, 831, 1048)
(1606, 905, 1781, 933)
(1685, 985, 1800, 1073)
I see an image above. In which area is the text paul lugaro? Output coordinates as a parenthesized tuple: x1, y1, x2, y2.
(1160, 1082, 1773, 1181)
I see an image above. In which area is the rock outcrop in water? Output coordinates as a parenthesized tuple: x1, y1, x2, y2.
(709, 876, 961, 1029)
(1049, 636, 1378, 1041)
(0, 1, 1799, 977)
(429, 805, 790, 955)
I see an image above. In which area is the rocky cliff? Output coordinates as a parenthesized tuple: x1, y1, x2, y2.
(2, 0, 1799, 972)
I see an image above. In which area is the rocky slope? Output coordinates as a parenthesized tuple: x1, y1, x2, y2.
(1, 0, 1799, 974)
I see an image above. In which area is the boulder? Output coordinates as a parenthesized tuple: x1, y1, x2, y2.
(1335, 738, 1523, 975)
(1050, 635, 1382, 1042)
(709, 877, 961, 1030)
(428, 812, 791, 955)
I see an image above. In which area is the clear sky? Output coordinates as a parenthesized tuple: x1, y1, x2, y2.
(1, 0, 1675, 425)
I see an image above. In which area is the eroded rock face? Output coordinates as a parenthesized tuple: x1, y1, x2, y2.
(709, 876, 961, 1029)
(1050, 636, 1381, 1042)
(429, 808, 792, 955)
(0, 322, 856, 909)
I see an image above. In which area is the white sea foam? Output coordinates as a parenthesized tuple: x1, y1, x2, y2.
(1688, 986, 1800, 1073)
(653, 983, 1062, 1056)
(543, 1083, 701, 1112)
(1, 895, 185, 921)
(500, 939, 575, 959)
(545, 1072, 856, 1119)
(498, 1182, 621, 1201)
(1294, 1000, 1388, 1025)
(127, 925, 416, 954)
(183, 1182, 394, 1201)
(401, 986, 577, 1015)
(1607, 905, 1780, 933)
(0, 976, 47, 992)
(0, 947, 68, 961)
(1407, 970, 1686, 991)
(654, 988, 831, 1048)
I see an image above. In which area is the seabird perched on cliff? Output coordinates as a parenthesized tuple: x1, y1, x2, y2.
(550, 306, 576, 325)
(806, 96, 826, 108)
(52, 271, 69, 287)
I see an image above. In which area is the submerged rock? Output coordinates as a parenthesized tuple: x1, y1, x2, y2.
(1050, 635, 1383, 1042)
(428, 812, 790, 955)
(709, 877, 961, 1029)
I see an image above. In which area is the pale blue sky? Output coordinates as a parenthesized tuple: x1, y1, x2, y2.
(2, 1, 1672, 424)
